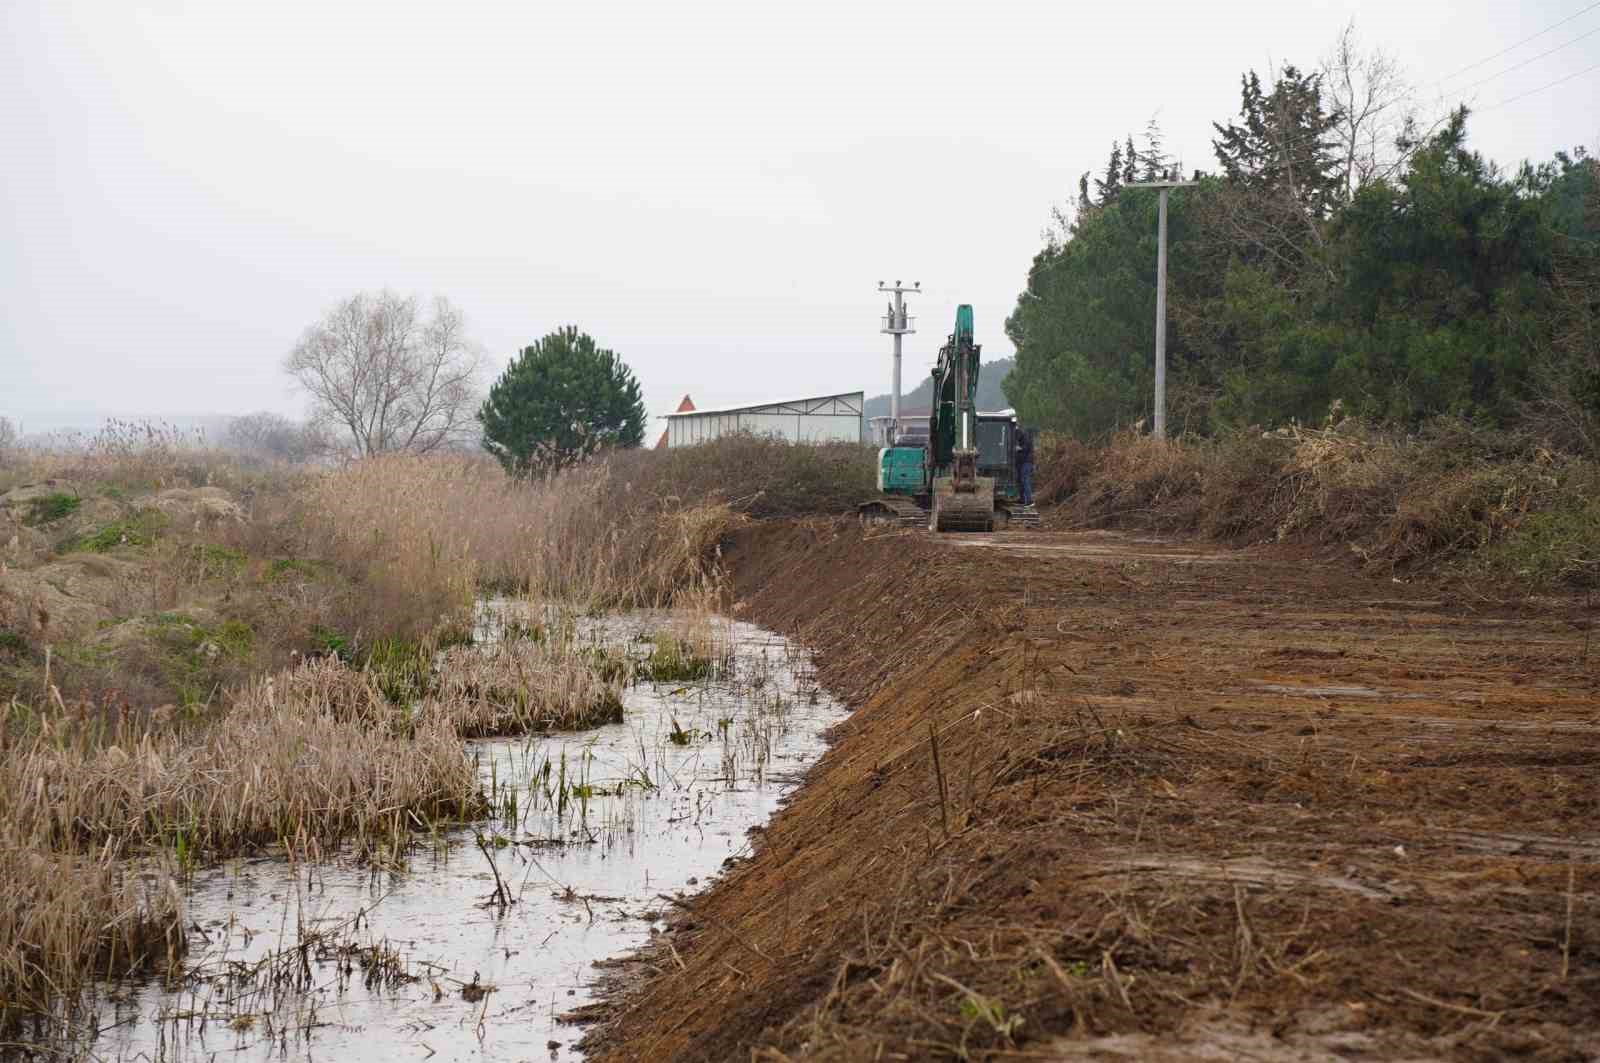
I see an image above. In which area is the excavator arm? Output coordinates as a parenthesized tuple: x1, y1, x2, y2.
(927, 305, 995, 531)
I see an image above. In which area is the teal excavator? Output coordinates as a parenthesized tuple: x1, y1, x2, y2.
(859, 305, 1040, 531)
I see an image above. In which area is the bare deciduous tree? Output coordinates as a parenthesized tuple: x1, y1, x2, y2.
(226, 411, 326, 463)
(0, 416, 17, 464)
(1322, 20, 1417, 199)
(285, 291, 483, 457)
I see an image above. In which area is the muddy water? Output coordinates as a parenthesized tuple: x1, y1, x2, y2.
(91, 613, 844, 1062)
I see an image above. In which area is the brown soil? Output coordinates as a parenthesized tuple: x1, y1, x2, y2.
(584, 522, 1600, 1061)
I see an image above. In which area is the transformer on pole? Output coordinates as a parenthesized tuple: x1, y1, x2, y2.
(877, 280, 919, 436)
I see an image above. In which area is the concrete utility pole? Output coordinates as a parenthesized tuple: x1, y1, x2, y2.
(1124, 181, 1195, 440)
(877, 280, 919, 431)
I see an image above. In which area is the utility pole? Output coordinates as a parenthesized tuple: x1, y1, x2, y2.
(1124, 180, 1194, 440)
(878, 280, 919, 437)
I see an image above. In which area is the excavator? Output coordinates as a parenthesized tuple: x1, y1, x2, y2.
(859, 305, 1041, 532)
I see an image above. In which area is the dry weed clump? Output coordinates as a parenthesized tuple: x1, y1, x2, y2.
(1040, 419, 1598, 584)
(511, 460, 742, 608)
(4, 420, 273, 497)
(1051, 430, 1207, 529)
(0, 832, 184, 1037)
(609, 435, 878, 519)
(299, 455, 492, 640)
(2, 663, 483, 859)
(434, 639, 625, 736)
(0, 651, 483, 1036)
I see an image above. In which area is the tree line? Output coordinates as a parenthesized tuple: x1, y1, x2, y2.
(1003, 27, 1600, 452)
(219, 292, 646, 472)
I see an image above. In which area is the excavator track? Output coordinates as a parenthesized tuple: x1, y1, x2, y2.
(858, 496, 927, 528)
(997, 503, 1042, 528)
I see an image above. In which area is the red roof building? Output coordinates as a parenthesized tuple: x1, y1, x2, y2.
(656, 394, 695, 449)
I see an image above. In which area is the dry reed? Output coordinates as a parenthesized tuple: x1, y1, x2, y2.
(0, 832, 184, 1034)
(434, 639, 625, 736)
(1, 663, 483, 859)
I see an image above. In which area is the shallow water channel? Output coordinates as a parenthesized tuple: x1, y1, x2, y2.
(90, 610, 845, 1062)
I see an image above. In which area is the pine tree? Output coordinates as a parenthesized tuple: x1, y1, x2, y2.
(1212, 66, 1344, 218)
(1095, 141, 1124, 203)
(479, 326, 646, 475)
(1140, 117, 1171, 181)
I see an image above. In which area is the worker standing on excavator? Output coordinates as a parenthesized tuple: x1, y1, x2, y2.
(1016, 426, 1035, 507)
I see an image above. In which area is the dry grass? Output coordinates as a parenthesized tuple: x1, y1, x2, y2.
(434, 638, 625, 736)
(0, 655, 487, 1038)
(1038, 420, 1596, 584)
(610, 436, 878, 520)
(0, 831, 185, 1037)
(0, 432, 853, 1037)
(296, 451, 743, 619)
(2, 664, 483, 860)
(1, 420, 281, 497)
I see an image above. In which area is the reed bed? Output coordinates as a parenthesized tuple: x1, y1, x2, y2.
(2, 664, 484, 860)
(637, 591, 733, 682)
(0, 831, 184, 1037)
(0, 656, 486, 1038)
(434, 638, 625, 736)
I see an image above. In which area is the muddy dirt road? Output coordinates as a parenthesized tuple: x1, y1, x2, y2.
(587, 524, 1599, 1061)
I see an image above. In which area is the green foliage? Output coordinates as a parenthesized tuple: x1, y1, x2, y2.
(186, 543, 247, 579)
(0, 629, 28, 657)
(361, 638, 433, 705)
(479, 326, 647, 475)
(580, 645, 631, 683)
(21, 493, 81, 526)
(269, 557, 333, 582)
(62, 509, 170, 553)
(309, 625, 351, 661)
(639, 636, 712, 683)
(145, 613, 255, 708)
(1006, 75, 1599, 445)
(1470, 490, 1600, 588)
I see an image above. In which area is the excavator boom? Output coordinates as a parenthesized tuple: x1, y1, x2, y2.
(927, 305, 995, 531)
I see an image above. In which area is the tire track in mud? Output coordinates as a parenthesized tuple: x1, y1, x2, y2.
(584, 523, 1600, 1062)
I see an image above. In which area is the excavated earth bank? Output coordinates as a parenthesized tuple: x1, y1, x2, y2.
(583, 522, 1600, 1061)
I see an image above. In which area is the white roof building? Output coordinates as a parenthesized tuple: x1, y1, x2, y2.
(662, 391, 863, 448)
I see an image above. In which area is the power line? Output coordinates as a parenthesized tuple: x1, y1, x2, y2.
(1454, 22, 1600, 95)
(1071, 9, 1600, 216)
(1479, 57, 1600, 112)
(1200, 31, 1600, 167)
(1190, 4, 1600, 163)
(1434, 0, 1600, 85)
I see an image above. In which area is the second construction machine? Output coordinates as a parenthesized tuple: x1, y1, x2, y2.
(859, 305, 1041, 532)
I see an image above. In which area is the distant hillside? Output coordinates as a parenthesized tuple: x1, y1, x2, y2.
(863, 356, 1014, 419)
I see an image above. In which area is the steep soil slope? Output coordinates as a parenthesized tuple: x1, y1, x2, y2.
(587, 523, 1600, 1061)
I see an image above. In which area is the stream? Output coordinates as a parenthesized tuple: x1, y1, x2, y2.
(86, 611, 844, 1062)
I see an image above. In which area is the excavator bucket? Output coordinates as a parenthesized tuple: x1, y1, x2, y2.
(930, 475, 995, 532)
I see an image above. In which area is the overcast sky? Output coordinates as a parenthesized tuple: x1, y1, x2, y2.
(4, 0, 1597, 433)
